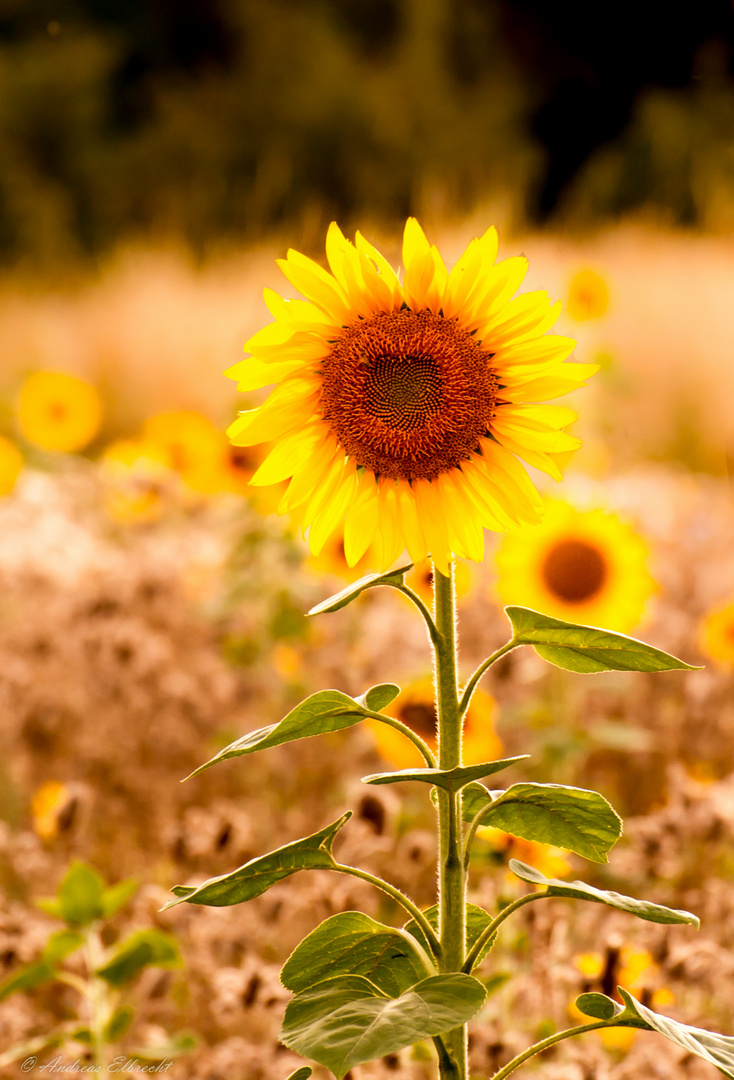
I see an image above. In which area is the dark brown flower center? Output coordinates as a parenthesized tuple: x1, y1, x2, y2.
(541, 538, 608, 603)
(399, 701, 438, 738)
(320, 309, 497, 480)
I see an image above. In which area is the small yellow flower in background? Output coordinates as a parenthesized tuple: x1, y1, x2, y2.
(143, 410, 227, 494)
(569, 943, 673, 1052)
(101, 438, 173, 523)
(495, 501, 656, 634)
(228, 219, 597, 574)
(699, 600, 734, 669)
(405, 559, 473, 606)
(18, 371, 102, 453)
(477, 827, 570, 880)
(0, 435, 23, 496)
(366, 677, 502, 769)
(31, 781, 74, 841)
(566, 268, 610, 322)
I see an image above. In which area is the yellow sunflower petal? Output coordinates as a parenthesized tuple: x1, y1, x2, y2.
(437, 473, 485, 561)
(344, 471, 380, 565)
(413, 479, 451, 575)
(249, 425, 326, 486)
(277, 251, 352, 324)
(395, 480, 428, 565)
(376, 480, 405, 567)
(308, 458, 358, 555)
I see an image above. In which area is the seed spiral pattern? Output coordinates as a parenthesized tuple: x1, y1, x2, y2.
(320, 309, 498, 480)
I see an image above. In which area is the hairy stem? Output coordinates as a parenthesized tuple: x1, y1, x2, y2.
(363, 708, 437, 767)
(332, 863, 441, 958)
(462, 893, 545, 972)
(434, 564, 467, 1079)
(392, 583, 441, 649)
(459, 641, 518, 717)
(490, 1020, 615, 1079)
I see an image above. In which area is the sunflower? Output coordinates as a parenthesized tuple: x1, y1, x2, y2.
(0, 435, 23, 496)
(494, 501, 655, 633)
(566, 268, 610, 322)
(570, 945, 673, 1050)
(100, 437, 175, 523)
(143, 410, 227, 494)
(227, 220, 596, 573)
(18, 371, 102, 453)
(366, 676, 502, 769)
(699, 600, 734, 669)
(477, 827, 570, 881)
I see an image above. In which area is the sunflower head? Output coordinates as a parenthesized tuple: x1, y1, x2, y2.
(227, 220, 597, 573)
(18, 371, 102, 453)
(495, 500, 656, 633)
(366, 677, 502, 769)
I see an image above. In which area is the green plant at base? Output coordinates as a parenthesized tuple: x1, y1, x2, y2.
(168, 561, 734, 1080)
(0, 861, 196, 1070)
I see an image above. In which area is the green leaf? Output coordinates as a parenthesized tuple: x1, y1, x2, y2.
(164, 812, 351, 909)
(506, 607, 700, 674)
(308, 564, 413, 616)
(617, 989, 734, 1078)
(55, 861, 106, 926)
(281, 912, 428, 998)
(0, 960, 56, 1002)
(101, 878, 139, 918)
(103, 1005, 135, 1042)
(362, 757, 528, 793)
(187, 689, 390, 778)
(97, 929, 182, 987)
(575, 992, 621, 1021)
(404, 904, 496, 965)
(576, 989, 734, 1078)
(285, 1070, 312, 1080)
(510, 860, 700, 927)
(280, 972, 486, 1078)
(358, 683, 400, 712)
(42, 929, 85, 962)
(468, 783, 622, 863)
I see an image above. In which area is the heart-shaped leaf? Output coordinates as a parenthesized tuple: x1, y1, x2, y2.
(362, 757, 528, 793)
(404, 904, 496, 965)
(97, 929, 182, 986)
(576, 989, 734, 1078)
(358, 683, 401, 712)
(468, 783, 622, 863)
(506, 607, 699, 674)
(187, 688, 395, 779)
(510, 860, 699, 926)
(308, 564, 413, 616)
(280, 973, 486, 1078)
(164, 812, 351, 909)
(281, 912, 428, 997)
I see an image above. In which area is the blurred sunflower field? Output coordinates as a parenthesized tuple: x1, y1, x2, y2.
(3, 2, 734, 1079)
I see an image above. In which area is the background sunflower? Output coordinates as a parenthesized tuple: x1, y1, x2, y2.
(494, 500, 656, 633)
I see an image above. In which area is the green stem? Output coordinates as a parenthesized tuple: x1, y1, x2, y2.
(333, 863, 441, 958)
(392, 583, 441, 649)
(463, 893, 545, 972)
(433, 564, 467, 1079)
(490, 1020, 616, 1079)
(363, 708, 437, 767)
(459, 641, 518, 717)
(85, 927, 110, 1069)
